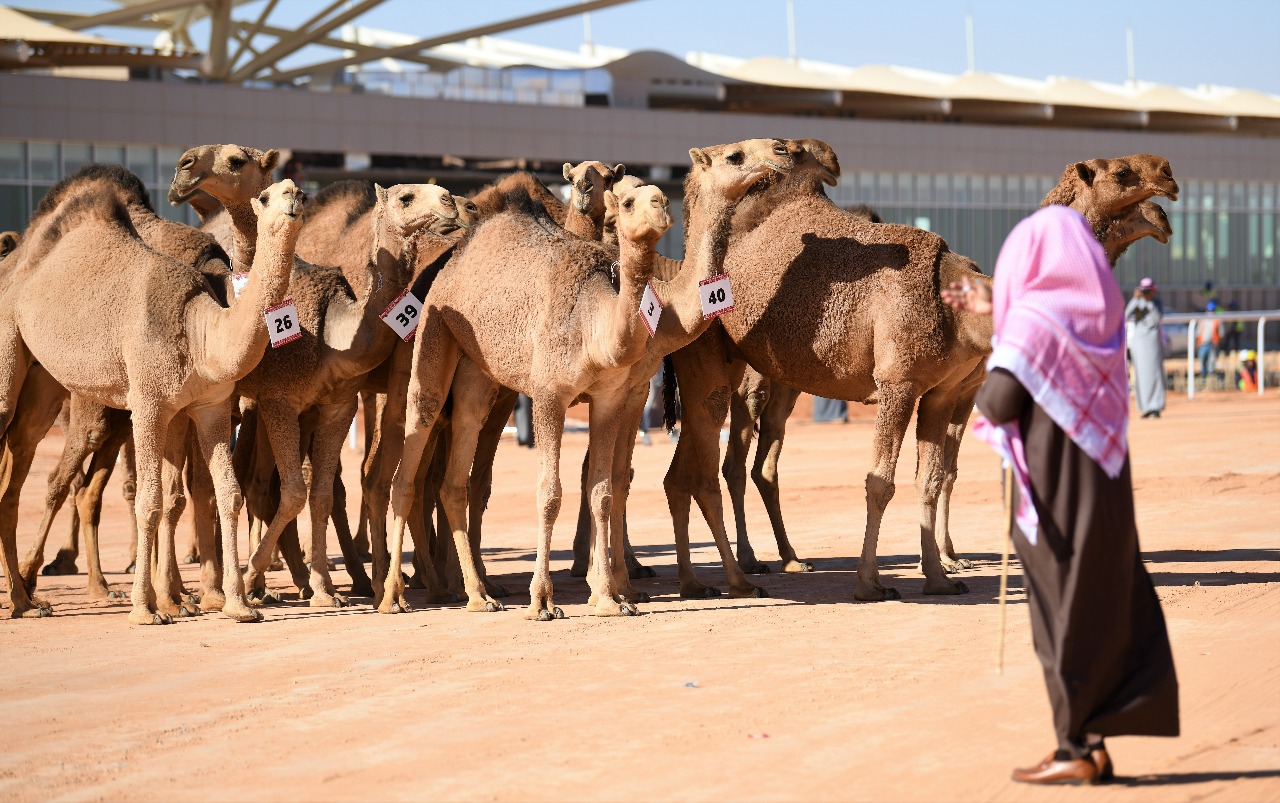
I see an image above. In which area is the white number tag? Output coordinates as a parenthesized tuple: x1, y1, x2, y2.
(380, 290, 422, 341)
(231, 272, 250, 300)
(265, 300, 301, 348)
(638, 281, 663, 337)
(699, 273, 735, 320)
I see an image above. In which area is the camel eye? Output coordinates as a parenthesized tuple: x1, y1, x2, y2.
(399, 194, 414, 205)
(229, 156, 246, 170)
(623, 199, 633, 210)
(726, 151, 744, 165)
(1116, 168, 1131, 180)
(257, 190, 270, 205)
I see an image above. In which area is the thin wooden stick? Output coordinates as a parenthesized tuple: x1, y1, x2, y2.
(997, 463, 1015, 674)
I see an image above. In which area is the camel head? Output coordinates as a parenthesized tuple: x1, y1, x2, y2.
(453, 195, 480, 230)
(562, 160, 626, 217)
(788, 139, 841, 186)
(373, 183, 458, 240)
(0, 231, 19, 259)
(1122, 153, 1179, 202)
(1062, 156, 1167, 218)
(250, 179, 306, 239)
(168, 144, 280, 208)
(602, 176, 647, 235)
(1104, 199, 1172, 264)
(605, 184, 671, 248)
(687, 139, 794, 203)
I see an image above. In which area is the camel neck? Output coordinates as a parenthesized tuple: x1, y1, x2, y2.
(646, 192, 735, 348)
(225, 201, 260, 273)
(565, 206, 603, 240)
(196, 220, 298, 385)
(590, 236, 657, 369)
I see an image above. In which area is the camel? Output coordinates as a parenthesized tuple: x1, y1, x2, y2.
(562, 161, 625, 239)
(388, 142, 790, 618)
(1106, 199, 1172, 262)
(0, 165, 304, 624)
(662, 138, 994, 601)
(170, 144, 459, 608)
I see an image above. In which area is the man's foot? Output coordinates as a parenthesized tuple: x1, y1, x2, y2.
(1011, 752, 1098, 786)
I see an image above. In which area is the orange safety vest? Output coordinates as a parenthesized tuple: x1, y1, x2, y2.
(1197, 318, 1221, 346)
(1239, 366, 1258, 392)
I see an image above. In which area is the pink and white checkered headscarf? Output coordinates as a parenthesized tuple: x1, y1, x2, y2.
(972, 206, 1129, 542)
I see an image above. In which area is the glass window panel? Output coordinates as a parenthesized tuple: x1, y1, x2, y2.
(877, 172, 894, 203)
(158, 146, 185, 178)
(0, 185, 27, 231)
(94, 144, 125, 167)
(30, 142, 57, 181)
(0, 141, 26, 179)
(896, 172, 913, 204)
(916, 174, 933, 204)
(952, 175, 969, 204)
(63, 143, 92, 174)
(970, 175, 987, 204)
(127, 146, 156, 184)
(933, 173, 949, 202)
(858, 171, 876, 203)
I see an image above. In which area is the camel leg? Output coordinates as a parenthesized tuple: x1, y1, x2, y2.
(153, 416, 197, 618)
(601, 381, 653, 605)
(243, 400, 307, 604)
(329, 459, 373, 595)
(353, 390, 376, 562)
(368, 343, 413, 606)
(752, 385, 812, 573)
(578, 391, 637, 617)
(418, 362, 502, 615)
(573, 440, 653, 580)
(0, 367, 65, 617)
(184, 430, 224, 609)
(181, 428, 203, 564)
(126, 405, 175, 626)
(854, 383, 918, 602)
(664, 348, 763, 599)
(300, 400, 357, 608)
(524, 395, 571, 620)
(188, 399, 260, 623)
(466, 387, 517, 598)
(42, 467, 83, 576)
(73, 410, 131, 601)
(404, 432, 455, 603)
(724, 371, 769, 574)
(932, 370, 984, 572)
(914, 389, 968, 596)
(122, 434, 138, 573)
(21, 396, 100, 591)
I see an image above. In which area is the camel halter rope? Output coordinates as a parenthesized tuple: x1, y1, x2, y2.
(997, 463, 1014, 674)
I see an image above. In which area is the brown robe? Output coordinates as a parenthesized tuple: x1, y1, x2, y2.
(977, 368, 1179, 757)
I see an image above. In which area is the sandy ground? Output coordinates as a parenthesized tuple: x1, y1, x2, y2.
(1, 391, 1277, 802)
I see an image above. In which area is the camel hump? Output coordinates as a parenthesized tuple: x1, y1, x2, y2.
(306, 179, 377, 228)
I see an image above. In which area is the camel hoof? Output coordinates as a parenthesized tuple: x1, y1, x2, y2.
(628, 563, 657, 580)
(781, 560, 815, 573)
(184, 593, 201, 606)
(923, 578, 969, 595)
(954, 558, 974, 570)
(298, 586, 314, 601)
(741, 561, 772, 575)
(552, 606, 565, 619)
(484, 600, 505, 612)
(406, 572, 426, 590)
(625, 590, 651, 604)
(854, 584, 900, 602)
(731, 586, 768, 599)
(124, 562, 136, 574)
(15, 604, 53, 619)
(267, 559, 284, 572)
(680, 586, 722, 599)
(107, 589, 126, 600)
(333, 593, 350, 608)
(569, 563, 588, 578)
(535, 608, 555, 622)
(620, 600, 638, 616)
(247, 589, 284, 606)
(183, 554, 199, 565)
(483, 581, 510, 599)
(42, 556, 79, 576)
(349, 583, 375, 598)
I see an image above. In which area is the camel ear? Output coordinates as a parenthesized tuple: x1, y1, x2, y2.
(562, 163, 574, 183)
(603, 190, 618, 215)
(1074, 162, 1095, 186)
(611, 164, 626, 182)
(689, 148, 711, 169)
(259, 149, 280, 172)
(374, 183, 389, 207)
(251, 194, 265, 217)
(0, 233, 16, 258)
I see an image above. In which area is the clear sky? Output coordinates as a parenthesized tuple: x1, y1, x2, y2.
(18, 0, 1280, 95)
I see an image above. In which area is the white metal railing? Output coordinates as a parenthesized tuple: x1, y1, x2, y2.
(1162, 310, 1278, 399)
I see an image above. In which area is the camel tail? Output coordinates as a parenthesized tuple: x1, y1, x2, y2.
(662, 355, 679, 433)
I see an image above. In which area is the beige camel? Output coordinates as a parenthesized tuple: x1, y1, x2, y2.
(0, 165, 304, 624)
(170, 145, 458, 607)
(1106, 199, 1172, 262)
(388, 140, 792, 619)
(663, 138, 994, 601)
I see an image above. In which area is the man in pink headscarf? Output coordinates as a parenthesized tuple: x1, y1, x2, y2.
(945, 206, 1179, 786)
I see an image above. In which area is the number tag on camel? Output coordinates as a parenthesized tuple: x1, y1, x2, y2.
(700, 274, 735, 320)
(231, 272, 250, 299)
(380, 290, 422, 341)
(638, 282, 663, 337)
(265, 300, 301, 348)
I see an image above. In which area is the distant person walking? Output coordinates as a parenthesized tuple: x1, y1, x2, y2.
(1125, 277, 1165, 418)
(944, 207, 1179, 786)
(1196, 300, 1221, 382)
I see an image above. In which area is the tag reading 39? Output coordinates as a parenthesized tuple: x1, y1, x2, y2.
(231, 272, 250, 300)
(380, 290, 422, 341)
(265, 300, 301, 348)
(699, 273, 735, 320)
(638, 281, 663, 337)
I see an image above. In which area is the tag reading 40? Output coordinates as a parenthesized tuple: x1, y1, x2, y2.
(699, 273, 735, 320)
(265, 300, 301, 347)
(380, 290, 422, 341)
(638, 281, 663, 337)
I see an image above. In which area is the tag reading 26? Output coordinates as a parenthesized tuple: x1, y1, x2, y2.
(380, 290, 422, 341)
(699, 273, 735, 320)
(638, 282, 663, 337)
(231, 273, 250, 300)
(265, 300, 301, 348)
